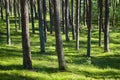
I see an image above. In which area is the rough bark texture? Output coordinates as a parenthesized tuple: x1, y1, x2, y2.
(21, 0, 33, 69)
(53, 0, 66, 71)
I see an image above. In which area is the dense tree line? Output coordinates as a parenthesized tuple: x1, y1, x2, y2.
(0, 0, 120, 71)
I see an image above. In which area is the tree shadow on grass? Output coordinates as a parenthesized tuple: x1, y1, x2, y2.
(0, 48, 22, 58)
(79, 70, 120, 79)
(0, 64, 23, 70)
(0, 73, 42, 80)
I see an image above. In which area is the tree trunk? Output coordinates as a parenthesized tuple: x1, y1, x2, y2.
(30, 0, 35, 34)
(65, 0, 70, 41)
(104, 0, 110, 52)
(53, 0, 66, 71)
(49, 0, 54, 34)
(43, 0, 47, 42)
(14, 0, 18, 32)
(17, 0, 21, 29)
(37, 0, 45, 53)
(71, 0, 76, 40)
(62, 0, 65, 34)
(5, 0, 11, 45)
(98, 0, 103, 47)
(20, 0, 33, 69)
(86, 0, 92, 57)
(76, 0, 80, 50)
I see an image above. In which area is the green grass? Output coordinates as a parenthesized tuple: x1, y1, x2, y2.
(0, 18, 120, 80)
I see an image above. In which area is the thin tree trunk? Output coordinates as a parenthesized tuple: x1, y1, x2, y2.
(37, 0, 45, 53)
(49, 0, 54, 34)
(53, 0, 66, 71)
(98, 0, 103, 47)
(17, 0, 21, 29)
(43, 0, 47, 42)
(5, 0, 11, 45)
(71, 0, 76, 40)
(62, 0, 65, 34)
(14, 0, 18, 32)
(104, 0, 110, 52)
(65, 0, 70, 41)
(76, 0, 80, 50)
(21, 0, 33, 69)
(86, 0, 92, 57)
(30, 0, 35, 34)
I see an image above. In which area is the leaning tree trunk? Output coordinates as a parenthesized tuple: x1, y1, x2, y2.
(86, 0, 92, 57)
(53, 0, 66, 71)
(5, 0, 11, 45)
(20, 0, 33, 69)
(37, 0, 45, 53)
(104, 0, 110, 52)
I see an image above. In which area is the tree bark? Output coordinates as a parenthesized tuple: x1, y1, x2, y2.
(104, 0, 110, 52)
(5, 0, 11, 45)
(37, 0, 45, 53)
(21, 0, 33, 69)
(65, 0, 70, 41)
(76, 0, 80, 50)
(71, 0, 76, 40)
(53, 0, 66, 71)
(86, 0, 92, 57)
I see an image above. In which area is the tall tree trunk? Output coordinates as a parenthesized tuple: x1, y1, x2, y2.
(76, 0, 80, 50)
(49, 0, 54, 34)
(98, 0, 103, 47)
(21, 0, 33, 69)
(62, 0, 65, 34)
(14, 0, 18, 32)
(83, 0, 86, 26)
(37, 0, 45, 53)
(65, 0, 70, 41)
(0, 0, 3, 20)
(5, 0, 11, 45)
(86, 0, 92, 57)
(30, 0, 35, 34)
(71, 0, 76, 40)
(104, 0, 110, 52)
(43, 0, 47, 42)
(53, 0, 66, 71)
(17, 0, 21, 29)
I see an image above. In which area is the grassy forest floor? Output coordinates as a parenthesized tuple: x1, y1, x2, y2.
(0, 18, 120, 80)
